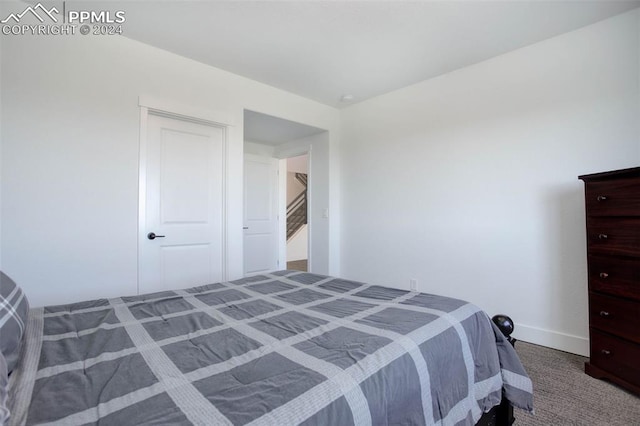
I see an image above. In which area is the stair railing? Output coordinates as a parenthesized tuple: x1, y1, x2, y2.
(287, 173, 308, 241)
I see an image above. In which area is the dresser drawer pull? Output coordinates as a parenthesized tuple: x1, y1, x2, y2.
(599, 311, 610, 317)
(596, 195, 608, 202)
(601, 349, 612, 356)
(598, 234, 608, 240)
(599, 272, 609, 279)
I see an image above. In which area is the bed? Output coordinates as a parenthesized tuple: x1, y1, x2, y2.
(2, 270, 533, 425)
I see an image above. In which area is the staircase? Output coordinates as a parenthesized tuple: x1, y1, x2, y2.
(287, 173, 307, 240)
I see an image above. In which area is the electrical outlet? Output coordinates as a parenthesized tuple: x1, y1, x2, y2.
(409, 279, 417, 292)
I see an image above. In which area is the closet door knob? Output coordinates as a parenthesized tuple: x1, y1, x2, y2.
(599, 272, 609, 279)
(601, 349, 611, 356)
(596, 195, 608, 202)
(598, 234, 608, 240)
(599, 311, 610, 317)
(147, 232, 165, 240)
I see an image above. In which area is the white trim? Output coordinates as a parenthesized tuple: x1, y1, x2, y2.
(138, 102, 232, 293)
(305, 151, 312, 272)
(278, 160, 287, 269)
(137, 107, 149, 295)
(221, 125, 229, 282)
(275, 144, 312, 161)
(514, 323, 589, 356)
(138, 96, 235, 127)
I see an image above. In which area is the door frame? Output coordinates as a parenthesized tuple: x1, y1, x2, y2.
(137, 96, 233, 294)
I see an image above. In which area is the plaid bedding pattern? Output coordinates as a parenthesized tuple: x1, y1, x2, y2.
(8, 271, 533, 425)
(0, 272, 29, 373)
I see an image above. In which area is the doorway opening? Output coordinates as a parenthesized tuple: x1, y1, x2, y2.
(285, 154, 308, 272)
(242, 110, 327, 276)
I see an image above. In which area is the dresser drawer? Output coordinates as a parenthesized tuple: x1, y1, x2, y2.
(585, 177, 640, 217)
(587, 218, 640, 258)
(589, 292, 640, 343)
(589, 329, 640, 387)
(589, 255, 640, 301)
(589, 256, 640, 301)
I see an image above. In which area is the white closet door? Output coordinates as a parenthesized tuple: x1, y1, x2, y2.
(139, 113, 225, 294)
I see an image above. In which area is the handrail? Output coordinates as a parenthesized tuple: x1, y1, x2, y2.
(287, 173, 308, 241)
(295, 173, 307, 187)
(287, 190, 306, 213)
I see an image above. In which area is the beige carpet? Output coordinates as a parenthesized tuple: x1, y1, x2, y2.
(514, 341, 640, 425)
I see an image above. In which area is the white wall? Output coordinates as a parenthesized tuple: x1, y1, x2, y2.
(1, 25, 340, 307)
(287, 154, 308, 174)
(340, 10, 640, 356)
(244, 141, 276, 157)
(287, 225, 308, 262)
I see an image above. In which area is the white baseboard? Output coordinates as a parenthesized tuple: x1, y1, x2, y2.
(513, 323, 589, 357)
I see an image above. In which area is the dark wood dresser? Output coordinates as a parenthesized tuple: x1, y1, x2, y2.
(579, 167, 640, 395)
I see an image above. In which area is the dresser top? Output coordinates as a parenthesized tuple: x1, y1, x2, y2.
(579, 167, 640, 182)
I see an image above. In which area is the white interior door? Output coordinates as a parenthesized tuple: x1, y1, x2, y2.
(140, 113, 225, 294)
(244, 155, 279, 275)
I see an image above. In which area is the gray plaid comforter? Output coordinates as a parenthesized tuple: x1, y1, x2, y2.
(8, 271, 533, 425)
